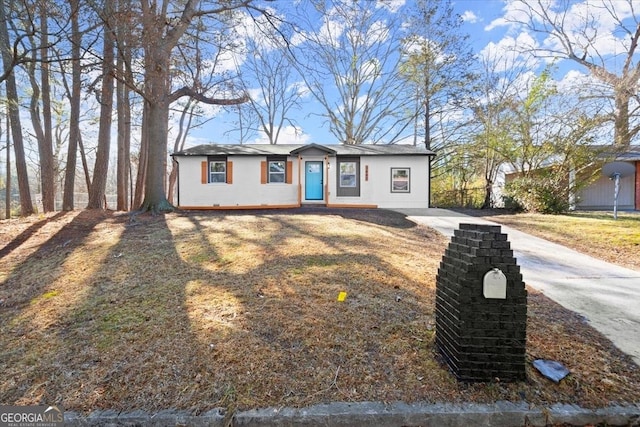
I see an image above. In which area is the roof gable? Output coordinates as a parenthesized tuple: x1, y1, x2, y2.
(290, 143, 337, 156)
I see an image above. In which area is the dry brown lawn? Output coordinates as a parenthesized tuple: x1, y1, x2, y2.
(1, 208, 639, 415)
(462, 209, 640, 272)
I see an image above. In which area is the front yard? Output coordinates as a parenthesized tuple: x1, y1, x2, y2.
(1, 208, 638, 414)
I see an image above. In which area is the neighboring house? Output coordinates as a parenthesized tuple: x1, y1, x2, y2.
(494, 146, 640, 211)
(171, 143, 435, 210)
(577, 147, 640, 211)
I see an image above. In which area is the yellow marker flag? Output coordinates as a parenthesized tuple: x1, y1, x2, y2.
(337, 291, 347, 302)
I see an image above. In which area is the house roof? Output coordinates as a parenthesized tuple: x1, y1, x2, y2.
(613, 146, 640, 161)
(172, 143, 436, 157)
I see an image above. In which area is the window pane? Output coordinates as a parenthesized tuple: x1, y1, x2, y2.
(340, 162, 356, 174)
(210, 161, 226, 183)
(269, 161, 286, 183)
(269, 161, 285, 173)
(210, 162, 226, 173)
(339, 162, 357, 188)
(393, 170, 408, 179)
(270, 173, 285, 183)
(392, 168, 410, 192)
(210, 173, 226, 183)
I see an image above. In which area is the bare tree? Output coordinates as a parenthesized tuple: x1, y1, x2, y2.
(400, 0, 475, 151)
(464, 51, 517, 209)
(239, 27, 305, 144)
(87, 0, 116, 209)
(505, 0, 640, 146)
(116, 0, 134, 211)
(0, 0, 36, 84)
(131, 0, 260, 213)
(289, 0, 416, 145)
(0, 0, 34, 216)
(25, 0, 56, 212)
(3, 106, 10, 218)
(60, 0, 85, 211)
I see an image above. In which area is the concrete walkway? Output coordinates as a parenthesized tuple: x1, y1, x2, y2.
(395, 208, 640, 366)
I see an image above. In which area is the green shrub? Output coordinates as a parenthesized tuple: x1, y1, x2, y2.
(504, 170, 571, 214)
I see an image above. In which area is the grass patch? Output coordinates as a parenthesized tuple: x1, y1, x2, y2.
(0, 209, 639, 414)
(475, 210, 640, 271)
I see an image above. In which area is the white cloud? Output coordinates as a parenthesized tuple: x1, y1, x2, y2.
(555, 69, 592, 93)
(252, 125, 311, 144)
(485, 0, 534, 32)
(316, 15, 346, 49)
(479, 32, 541, 72)
(486, 0, 637, 62)
(540, 1, 635, 58)
(461, 10, 480, 24)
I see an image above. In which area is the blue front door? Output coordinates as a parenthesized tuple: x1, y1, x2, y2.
(305, 161, 323, 200)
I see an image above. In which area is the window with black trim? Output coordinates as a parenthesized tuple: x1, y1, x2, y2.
(391, 168, 410, 193)
(208, 156, 227, 183)
(268, 157, 286, 183)
(336, 157, 360, 197)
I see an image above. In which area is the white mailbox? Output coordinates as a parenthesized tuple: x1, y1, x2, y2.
(483, 268, 507, 299)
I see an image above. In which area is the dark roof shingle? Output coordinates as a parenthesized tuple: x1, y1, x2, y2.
(173, 143, 435, 157)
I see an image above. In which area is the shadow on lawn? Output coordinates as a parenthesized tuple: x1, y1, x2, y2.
(0, 212, 69, 260)
(0, 210, 109, 308)
(3, 209, 640, 413)
(183, 207, 419, 230)
(0, 213, 213, 412)
(0, 210, 442, 413)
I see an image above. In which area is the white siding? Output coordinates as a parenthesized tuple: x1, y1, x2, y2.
(175, 156, 299, 208)
(327, 156, 429, 208)
(176, 154, 430, 209)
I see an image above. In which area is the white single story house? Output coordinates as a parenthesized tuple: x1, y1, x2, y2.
(171, 143, 435, 210)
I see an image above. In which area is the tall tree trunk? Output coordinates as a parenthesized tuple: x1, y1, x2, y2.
(88, 0, 115, 209)
(0, 0, 34, 216)
(116, 0, 131, 211)
(62, 0, 81, 211)
(116, 65, 131, 210)
(614, 89, 630, 146)
(139, 35, 172, 213)
(424, 73, 431, 150)
(4, 113, 9, 218)
(133, 101, 149, 210)
(481, 179, 492, 209)
(39, 5, 54, 211)
(116, 78, 131, 211)
(27, 44, 55, 212)
(141, 98, 172, 213)
(78, 133, 91, 194)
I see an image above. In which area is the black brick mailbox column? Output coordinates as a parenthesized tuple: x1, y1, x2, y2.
(435, 223, 527, 382)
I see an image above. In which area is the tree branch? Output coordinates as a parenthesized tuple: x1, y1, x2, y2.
(169, 86, 248, 105)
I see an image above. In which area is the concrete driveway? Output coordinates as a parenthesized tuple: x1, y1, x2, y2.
(394, 208, 640, 366)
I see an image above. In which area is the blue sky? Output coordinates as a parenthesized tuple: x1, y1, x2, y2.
(181, 0, 637, 148)
(185, 0, 513, 147)
(454, 0, 509, 51)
